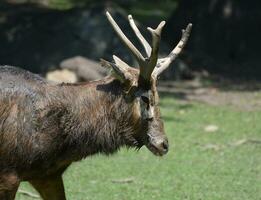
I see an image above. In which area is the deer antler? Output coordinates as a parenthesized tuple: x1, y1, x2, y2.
(128, 14, 151, 57)
(144, 21, 165, 80)
(105, 11, 192, 84)
(106, 12, 145, 67)
(152, 23, 192, 78)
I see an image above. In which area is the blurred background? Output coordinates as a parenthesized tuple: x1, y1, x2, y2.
(1, 1, 260, 200)
(1, 0, 261, 81)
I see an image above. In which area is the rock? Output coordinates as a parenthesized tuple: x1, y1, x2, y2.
(46, 69, 77, 83)
(60, 56, 107, 81)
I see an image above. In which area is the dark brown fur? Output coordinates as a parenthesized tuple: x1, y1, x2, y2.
(0, 66, 163, 199)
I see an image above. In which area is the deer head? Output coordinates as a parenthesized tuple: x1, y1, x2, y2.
(101, 12, 192, 156)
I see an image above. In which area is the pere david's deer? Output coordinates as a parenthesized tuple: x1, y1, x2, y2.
(0, 11, 191, 200)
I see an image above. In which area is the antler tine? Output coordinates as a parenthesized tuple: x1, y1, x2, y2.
(148, 21, 165, 65)
(106, 12, 145, 66)
(128, 15, 151, 57)
(140, 21, 165, 80)
(113, 55, 131, 69)
(152, 23, 192, 78)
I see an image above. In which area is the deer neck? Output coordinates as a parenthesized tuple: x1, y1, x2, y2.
(58, 77, 142, 159)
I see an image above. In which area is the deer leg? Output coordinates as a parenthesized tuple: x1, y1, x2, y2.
(29, 175, 66, 200)
(0, 173, 20, 200)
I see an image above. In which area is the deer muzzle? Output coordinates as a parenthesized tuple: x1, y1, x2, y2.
(146, 134, 169, 156)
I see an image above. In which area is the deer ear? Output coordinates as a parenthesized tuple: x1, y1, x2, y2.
(100, 56, 138, 98)
(100, 59, 126, 82)
(100, 56, 133, 83)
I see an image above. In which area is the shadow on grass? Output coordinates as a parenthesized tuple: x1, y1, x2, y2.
(159, 91, 193, 108)
(162, 115, 184, 123)
(159, 91, 188, 101)
(201, 76, 261, 92)
(159, 91, 194, 123)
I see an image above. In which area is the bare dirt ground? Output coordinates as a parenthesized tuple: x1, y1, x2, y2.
(159, 78, 261, 111)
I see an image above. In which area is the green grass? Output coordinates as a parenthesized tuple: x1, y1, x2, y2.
(16, 95, 261, 200)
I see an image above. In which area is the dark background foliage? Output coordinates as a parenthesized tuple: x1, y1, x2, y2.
(1, 0, 260, 80)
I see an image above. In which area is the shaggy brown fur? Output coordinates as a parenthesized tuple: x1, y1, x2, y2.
(0, 66, 167, 200)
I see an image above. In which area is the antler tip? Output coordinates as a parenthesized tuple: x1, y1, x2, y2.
(112, 55, 122, 64)
(147, 27, 153, 31)
(187, 23, 193, 31)
(105, 11, 111, 18)
(147, 21, 166, 34)
(112, 54, 117, 60)
(159, 21, 166, 28)
(128, 15, 133, 20)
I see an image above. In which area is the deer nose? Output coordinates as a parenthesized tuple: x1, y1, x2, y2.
(161, 140, 169, 153)
(146, 136, 169, 156)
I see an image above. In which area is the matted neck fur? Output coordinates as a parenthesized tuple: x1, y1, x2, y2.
(56, 70, 168, 158)
(53, 75, 164, 157)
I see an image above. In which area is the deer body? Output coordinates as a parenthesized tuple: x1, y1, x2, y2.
(0, 65, 143, 175)
(0, 66, 146, 199)
(0, 11, 191, 200)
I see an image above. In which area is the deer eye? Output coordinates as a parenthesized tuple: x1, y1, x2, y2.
(141, 96, 149, 104)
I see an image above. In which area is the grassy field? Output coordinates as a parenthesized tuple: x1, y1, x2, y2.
(16, 95, 261, 200)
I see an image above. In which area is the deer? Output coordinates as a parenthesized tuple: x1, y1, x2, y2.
(0, 11, 191, 200)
